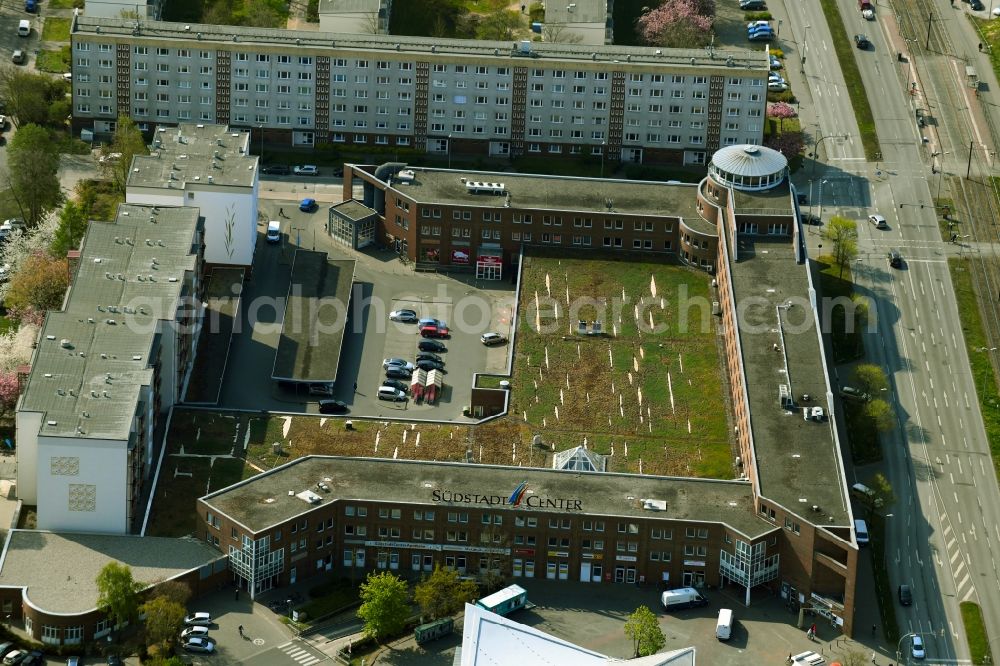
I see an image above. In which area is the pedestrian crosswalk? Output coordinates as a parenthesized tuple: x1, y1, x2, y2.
(276, 640, 327, 666)
(940, 521, 976, 603)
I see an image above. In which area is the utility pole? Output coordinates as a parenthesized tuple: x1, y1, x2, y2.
(926, 12, 933, 50)
(967, 140, 974, 179)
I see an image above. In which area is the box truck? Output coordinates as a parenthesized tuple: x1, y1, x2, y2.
(716, 608, 734, 640)
(660, 587, 708, 611)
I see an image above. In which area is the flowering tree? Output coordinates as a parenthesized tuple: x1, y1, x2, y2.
(0, 372, 19, 411)
(765, 131, 805, 159)
(767, 102, 797, 130)
(636, 0, 714, 48)
(0, 324, 39, 373)
(0, 211, 58, 303)
(4, 251, 69, 318)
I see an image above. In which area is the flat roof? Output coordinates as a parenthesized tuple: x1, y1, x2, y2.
(0, 531, 221, 614)
(128, 123, 257, 190)
(545, 0, 608, 24)
(726, 235, 850, 526)
(71, 17, 768, 71)
(331, 199, 376, 222)
(318, 0, 380, 13)
(732, 179, 794, 215)
(201, 456, 770, 538)
(386, 167, 705, 224)
(18, 205, 200, 441)
(272, 252, 356, 382)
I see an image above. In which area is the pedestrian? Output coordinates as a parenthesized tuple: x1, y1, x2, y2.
(872, 623, 876, 636)
(238, 624, 244, 638)
(787, 653, 793, 664)
(871, 652, 876, 664)
(353, 381, 358, 393)
(979, 42, 984, 52)
(279, 207, 285, 218)
(235, 587, 239, 601)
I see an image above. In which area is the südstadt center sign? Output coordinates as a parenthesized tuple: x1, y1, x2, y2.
(431, 481, 583, 511)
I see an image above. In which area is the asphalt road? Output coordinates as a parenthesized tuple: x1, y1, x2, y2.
(775, 0, 1000, 658)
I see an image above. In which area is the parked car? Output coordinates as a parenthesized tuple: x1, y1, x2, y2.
(418, 340, 447, 352)
(854, 33, 871, 49)
(11, 50, 25, 65)
(181, 626, 210, 640)
(749, 30, 775, 42)
(183, 612, 212, 626)
(767, 81, 788, 92)
(971, 0, 985, 9)
(911, 635, 925, 659)
(801, 212, 821, 225)
(332, 166, 345, 177)
(418, 317, 447, 329)
(378, 387, 407, 402)
(182, 637, 216, 654)
(106, 657, 122, 666)
(319, 400, 349, 414)
(20, 652, 41, 666)
(389, 309, 418, 322)
(747, 20, 770, 29)
(415, 351, 442, 363)
(416, 359, 445, 371)
(261, 164, 290, 175)
(868, 213, 888, 229)
(769, 55, 782, 69)
(0, 645, 15, 660)
(381, 379, 408, 393)
(99, 152, 123, 165)
(293, 165, 319, 176)
(299, 198, 318, 212)
(385, 366, 412, 380)
(888, 249, 903, 268)
(839, 385, 871, 402)
(383, 358, 415, 371)
(420, 324, 450, 338)
(740, 0, 766, 8)
(898, 584, 913, 605)
(308, 383, 334, 396)
(481, 332, 508, 346)
(3, 650, 28, 665)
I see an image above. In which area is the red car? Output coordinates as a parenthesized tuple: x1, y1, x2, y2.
(419, 324, 450, 338)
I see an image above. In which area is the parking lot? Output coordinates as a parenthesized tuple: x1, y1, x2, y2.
(216, 193, 515, 422)
(377, 580, 881, 665)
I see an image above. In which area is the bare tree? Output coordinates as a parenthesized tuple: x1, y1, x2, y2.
(542, 23, 584, 44)
(360, 11, 381, 34)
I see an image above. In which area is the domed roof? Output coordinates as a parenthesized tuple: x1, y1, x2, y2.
(711, 144, 787, 179)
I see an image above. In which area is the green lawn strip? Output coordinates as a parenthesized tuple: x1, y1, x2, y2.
(972, 15, 1000, 80)
(145, 457, 213, 537)
(816, 0, 880, 159)
(41, 17, 71, 42)
(844, 402, 880, 464)
(47, 0, 76, 8)
(35, 46, 70, 73)
(169, 409, 240, 455)
(948, 258, 1000, 479)
(298, 579, 362, 622)
(815, 255, 864, 362)
(868, 514, 899, 645)
(960, 601, 994, 664)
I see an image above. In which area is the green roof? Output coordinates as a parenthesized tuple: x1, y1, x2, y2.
(18, 205, 201, 441)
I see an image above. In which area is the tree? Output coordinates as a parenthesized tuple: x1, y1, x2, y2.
(414, 566, 479, 620)
(477, 0, 523, 40)
(5, 124, 62, 227)
(864, 398, 896, 432)
(51, 200, 89, 257)
(858, 472, 895, 516)
(140, 594, 186, 654)
(4, 251, 69, 316)
(0, 372, 19, 411)
(101, 115, 149, 195)
(542, 23, 584, 43)
(0, 68, 52, 128)
(767, 101, 797, 130)
(96, 562, 144, 629)
(360, 11, 381, 34)
(822, 216, 858, 278)
(764, 131, 804, 160)
(357, 571, 410, 642)
(852, 363, 888, 395)
(624, 605, 665, 657)
(636, 0, 713, 49)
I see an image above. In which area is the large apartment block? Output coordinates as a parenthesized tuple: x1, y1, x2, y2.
(69, 17, 769, 165)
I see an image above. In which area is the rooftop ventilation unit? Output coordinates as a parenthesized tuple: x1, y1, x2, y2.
(466, 181, 506, 195)
(641, 498, 667, 511)
(296, 490, 323, 505)
(396, 169, 415, 183)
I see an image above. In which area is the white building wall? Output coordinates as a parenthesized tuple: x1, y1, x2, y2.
(85, 0, 154, 19)
(549, 22, 607, 45)
(36, 435, 129, 533)
(14, 411, 42, 505)
(126, 186, 256, 266)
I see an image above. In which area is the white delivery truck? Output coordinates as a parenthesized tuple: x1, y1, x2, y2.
(792, 651, 826, 665)
(715, 608, 734, 640)
(660, 587, 708, 611)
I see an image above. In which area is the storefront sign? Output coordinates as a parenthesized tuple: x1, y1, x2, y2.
(366, 540, 442, 551)
(683, 560, 706, 567)
(443, 544, 510, 555)
(431, 481, 583, 511)
(547, 551, 569, 558)
(514, 548, 536, 556)
(451, 249, 471, 264)
(616, 555, 637, 562)
(477, 254, 502, 267)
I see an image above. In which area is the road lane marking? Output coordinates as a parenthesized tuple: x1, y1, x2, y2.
(954, 571, 969, 592)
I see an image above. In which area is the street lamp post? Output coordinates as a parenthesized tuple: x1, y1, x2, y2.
(896, 632, 917, 664)
(601, 141, 607, 178)
(258, 124, 264, 162)
(817, 179, 829, 223)
(448, 134, 453, 170)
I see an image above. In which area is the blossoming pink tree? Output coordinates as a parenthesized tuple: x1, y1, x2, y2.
(636, 0, 714, 48)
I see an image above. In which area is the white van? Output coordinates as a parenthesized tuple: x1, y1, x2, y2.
(715, 608, 733, 641)
(266, 220, 281, 243)
(17, 20, 30, 37)
(660, 587, 708, 611)
(854, 519, 870, 546)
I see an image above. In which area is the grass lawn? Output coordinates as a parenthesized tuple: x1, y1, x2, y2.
(844, 401, 880, 464)
(47, 0, 77, 8)
(144, 457, 244, 537)
(499, 248, 731, 478)
(35, 46, 70, 73)
(41, 17, 71, 42)
(817, 0, 880, 160)
(960, 601, 994, 664)
(933, 197, 956, 242)
(816, 254, 865, 362)
(949, 258, 1000, 480)
(298, 578, 361, 621)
